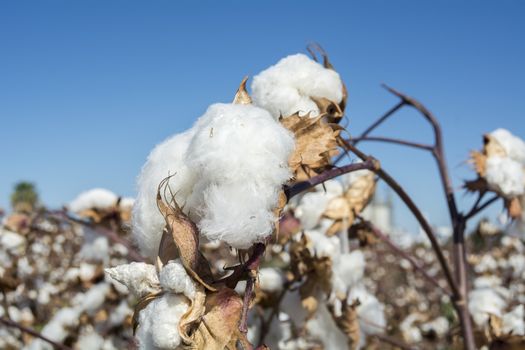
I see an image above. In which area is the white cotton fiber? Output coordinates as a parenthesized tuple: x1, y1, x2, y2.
(69, 188, 118, 213)
(258, 267, 284, 293)
(105, 262, 159, 298)
(332, 250, 365, 295)
(490, 128, 525, 165)
(501, 305, 525, 336)
(184, 103, 294, 248)
(469, 287, 508, 326)
(159, 259, 196, 299)
(348, 285, 386, 336)
(133, 129, 197, 260)
(485, 156, 524, 197)
(136, 294, 189, 350)
(251, 53, 344, 119)
(133, 103, 294, 257)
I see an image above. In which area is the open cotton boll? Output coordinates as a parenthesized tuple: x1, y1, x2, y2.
(251, 53, 344, 119)
(306, 303, 348, 350)
(258, 267, 284, 293)
(190, 182, 279, 248)
(133, 129, 197, 260)
(69, 188, 118, 213)
(303, 230, 341, 259)
(485, 156, 524, 197)
(332, 250, 365, 295)
(105, 262, 159, 298)
(136, 294, 189, 350)
(469, 288, 508, 326)
(295, 180, 343, 229)
(491, 128, 525, 164)
(348, 285, 386, 336)
(502, 305, 525, 336)
(159, 259, 196, 299)
(186, 103, 294, 184)
(184, 103, 294, 248)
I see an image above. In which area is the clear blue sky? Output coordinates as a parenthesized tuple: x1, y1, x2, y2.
(1, 1, 524, 231)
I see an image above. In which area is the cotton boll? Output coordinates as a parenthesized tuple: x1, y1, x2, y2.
(258, 267, 284, 293)
(490, 129, 525, 164)
(295, 180, 343, 230)
(69, 188, 118, 213)
(74, 282, 110, 313)
(501, 304, 525, 336)
(133, 129, 197, 261)
(485, 156, 524, 197)
(421, 316, 449, 338)
(75, 330, 105, 350)
(252, 53, 344, 119)
(332, 250, 365, 295)
(159, 259, 196, 299)
(469, 288, 508, 326)
(136, 294, 189, 350)
(348, 285, 386, 336)
(306, 303, 348, 350)
(303, 230, 341, 259)
(105, 262, 159, 298)
(474, 254, 498, 273)
(185, 103, 294, 248)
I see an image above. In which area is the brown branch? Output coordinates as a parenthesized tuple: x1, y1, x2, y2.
(284, 158, 379, 199)
(341, 140, 459, 298)
(0, 317, 73, 350)
(464, 195, 499, 221)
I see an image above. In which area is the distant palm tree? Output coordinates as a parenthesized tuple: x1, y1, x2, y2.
(10, 181, 39, 213)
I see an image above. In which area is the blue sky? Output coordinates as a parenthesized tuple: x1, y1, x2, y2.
(1, 1, 524, 231)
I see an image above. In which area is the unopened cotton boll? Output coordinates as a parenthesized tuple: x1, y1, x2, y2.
(136, 294, 189, 350)
(490, 128, 525, 165)
(133, 129, 197, 260)
(69, 188, 118, 213)
(485, 156, 524, 197)
(251, 53, 344, 119)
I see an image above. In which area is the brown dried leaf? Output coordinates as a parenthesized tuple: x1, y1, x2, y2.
(507, 197, 522, 219)
(331, 300, 361, 350)
(311, 96, 344, 124)
(232, 76, 252, 105)
(323, 172, 376, 233)
(179, 285, 207, 344)
(281, 114, 341, 181)
(184, 289, 245, 350)
(156, 178, 216, 291)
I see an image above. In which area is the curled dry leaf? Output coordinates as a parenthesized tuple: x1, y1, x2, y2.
(179, 285, 207, 344)
(232, 76, 252, 105)
(281, 113, 342, 181)
(156, 177, 216, 291)
(323, 172, 376, 236)
(183, 289, 247, 350)
(485, 313, 525, 345)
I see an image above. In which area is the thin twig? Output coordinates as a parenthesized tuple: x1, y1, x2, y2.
(464, 195, 499, 221)
(0, 317, 73, 350)
(340, 140, 459, 298)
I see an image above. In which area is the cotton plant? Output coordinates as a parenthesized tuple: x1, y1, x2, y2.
(467, 128, 525, 218)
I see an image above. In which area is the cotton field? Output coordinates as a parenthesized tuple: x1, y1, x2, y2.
(1, 49, 524, 350)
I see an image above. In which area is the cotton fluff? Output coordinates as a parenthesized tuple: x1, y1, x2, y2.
(258, 267, 284, 293)
(105, 262, 159, 298)
(184, 103, 294, 248)
(348, 285, 386, 336)
(491, 128, 525, 165)
(69, 188, 118, 213)
(305, 303, 348, 350)
(485, 156, 524, 197)
(133, 103, 294, 258)
(251, 53, 344, 119)
(469, 287, 508, 326)
(133, 129, 197, 261)
(501, 304, 525, 336)
(159, 259, 196, 299)
(136, 294, 189, 350)
(332, 250, 365, 296)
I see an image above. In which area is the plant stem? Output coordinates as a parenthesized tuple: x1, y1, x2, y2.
(0, 317, 73, 350)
